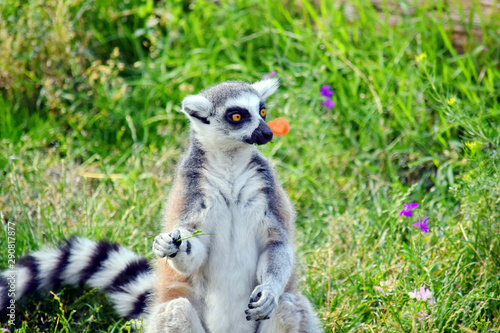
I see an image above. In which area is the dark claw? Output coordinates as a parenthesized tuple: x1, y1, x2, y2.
(246, 316, 251, 321)
(171, 230, 182, 246)
(171, 230, 181, 242)
(251, 292, 262, 303)
(248, 303, 254, 309)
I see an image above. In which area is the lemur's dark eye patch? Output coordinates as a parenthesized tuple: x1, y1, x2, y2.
(226, 107, 250, 125)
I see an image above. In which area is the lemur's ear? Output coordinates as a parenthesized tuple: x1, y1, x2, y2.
(182, 95, 213, 124)
(252, 78, 280, 101)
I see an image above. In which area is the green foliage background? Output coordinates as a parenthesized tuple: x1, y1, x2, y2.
(1, 0, 499, 331)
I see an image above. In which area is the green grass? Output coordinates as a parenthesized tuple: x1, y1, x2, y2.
(1, 0, 500, 331)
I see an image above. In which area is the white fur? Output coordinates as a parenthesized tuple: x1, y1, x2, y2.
(257, 293, 320, 333)
(252, 78, 280, 101)
(87, 246, 142, 288)
(2, 266, 31, 299)
(147, 298, 206, 333)
(202, 153, 264, 332)
(15, 266, 31, 299)
(173, 147, 271, 332)
(31, 248, 63, 289)
(61, 237, 98, 284)
(182, 95, 213, 134)
(166, 230, 208, 275)
(182, 95, 212, 117)
(224, 93, 261, 114)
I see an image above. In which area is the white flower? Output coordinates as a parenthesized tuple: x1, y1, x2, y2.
(408, 288, 419, 300)
(373, 286, 385, 296)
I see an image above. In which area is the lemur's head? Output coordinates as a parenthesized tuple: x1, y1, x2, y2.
(181, 79, 279, 149)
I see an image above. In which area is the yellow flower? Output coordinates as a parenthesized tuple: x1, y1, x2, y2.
(111, 47, 120, 58)
(447, 98, 456, 106)
(415, 53, 427, 62)
(464, 141, 479, 151)
(464, 141, 482, 158)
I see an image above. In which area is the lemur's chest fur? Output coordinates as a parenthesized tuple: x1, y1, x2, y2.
(194, 149, 268, 332)
(200, 148, 269, 230)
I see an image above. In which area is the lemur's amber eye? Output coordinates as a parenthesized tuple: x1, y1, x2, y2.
(232, 114, 242, 121)
(260, 109, 266, 117)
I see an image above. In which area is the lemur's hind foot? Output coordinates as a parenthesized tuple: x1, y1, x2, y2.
(147, 298, 206, 333)
(258, 292, 322, 333)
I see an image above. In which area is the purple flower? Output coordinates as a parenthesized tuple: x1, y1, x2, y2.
(322, 97, 335, 108)
(320, 85, 334, 97)
(400, 202, 419, 217)
(413, 216, 429, 233)
(417, 311, 429, 322)
(263, 71, 277, 79)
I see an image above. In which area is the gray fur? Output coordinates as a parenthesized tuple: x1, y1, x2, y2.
(178, 136, 208, 219)
(200, 81, 257, 108)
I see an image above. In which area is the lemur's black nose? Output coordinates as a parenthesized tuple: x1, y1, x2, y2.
(245, 121, 273, 145)
(260, 126, 273, 143)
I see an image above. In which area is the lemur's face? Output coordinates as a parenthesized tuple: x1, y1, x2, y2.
(181, 79, 279, 149)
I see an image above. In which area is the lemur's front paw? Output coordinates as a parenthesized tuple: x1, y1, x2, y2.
(245, 284, 278, 321)
(153, 230, 182, 258)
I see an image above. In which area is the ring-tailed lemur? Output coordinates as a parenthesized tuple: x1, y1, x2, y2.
(1, 79, 322, 333)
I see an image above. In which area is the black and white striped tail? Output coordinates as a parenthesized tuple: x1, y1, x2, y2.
(0, 237, 155, 320)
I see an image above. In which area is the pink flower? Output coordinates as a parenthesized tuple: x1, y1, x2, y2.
(262, 71, 277, 79)
(400, 202, 419, 217)
(409, 287, 435, 304)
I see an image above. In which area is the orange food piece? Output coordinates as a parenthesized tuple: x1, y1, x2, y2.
(267, 117, 290, 136)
